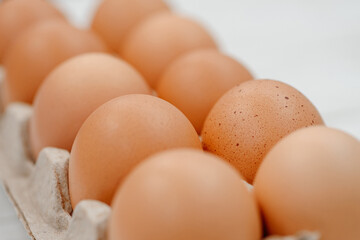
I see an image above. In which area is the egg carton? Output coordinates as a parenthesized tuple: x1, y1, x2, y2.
(0, 74, 319, 240)
(0, 103, 111, 240)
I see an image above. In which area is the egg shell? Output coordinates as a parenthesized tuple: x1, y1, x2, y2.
(120, 13, 217, 88)
(3, 19, 107, 105)
(29, 53, 151, 159)
(69, 94, 201, 207)
(109, 149, 262, 240)
(254, 126, 360, 240)
(157, 49, 253, 133)
(92, 0, 169, 51)
(0, 0, 64, 62)
(201, 79, 324, 183)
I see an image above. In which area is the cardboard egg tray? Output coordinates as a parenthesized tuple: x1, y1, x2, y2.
(0, 70, 319, 240)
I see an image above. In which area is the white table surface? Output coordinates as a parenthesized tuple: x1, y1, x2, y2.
(1, 0, 359, 239)
(0, 183, 30, 240)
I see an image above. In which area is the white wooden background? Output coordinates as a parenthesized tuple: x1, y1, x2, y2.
(1, 0, 359, 239)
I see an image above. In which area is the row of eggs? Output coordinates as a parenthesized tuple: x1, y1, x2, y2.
(0, 0, 359, 240)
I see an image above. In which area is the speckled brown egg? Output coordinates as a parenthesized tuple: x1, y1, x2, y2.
(3, 20, 107, 105)
(69, 94, 201, 207)
(0, 0, 64, 63)
(109, 149, 262, 240)
(29, 53, 151, 159)
(201, 79, 324, 183)
(120, 13, 217, 88)
(92, 0, 169, 51)
(254, 126, 360, 240)
(157, 49, 253, 134)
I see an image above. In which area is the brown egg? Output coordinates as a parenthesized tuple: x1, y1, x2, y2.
(1, 79, 11, 109)
(254, 126, 360, 240)
(3, 20, 107, 105)
(157, 49, 253, 133)
(69, 94, 201, 207)
(201, 79, 324, 183)
(109, 149, 262, 240)
(29, 53, 151, 159)
(92, 0, 169, 51)
(120, 13, 217, 88)
(0, 0, 64, 62)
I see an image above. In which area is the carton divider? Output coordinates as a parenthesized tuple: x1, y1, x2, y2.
(66, 200, 111, 240)
(28, 147, 72, 230)
(1, 103, 34, 177)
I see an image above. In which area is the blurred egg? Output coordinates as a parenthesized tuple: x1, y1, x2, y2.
(29, 53, 151, 159)
(157, 49, 253, 133)
(92, 0, 169, 51)
(1, 79, 11, 109)
(0, 0, 64, 62)
(201, 79, 324, 183)
(109, 149, 262, 240)
(3, 20, 107, 105)
(254, 126, 360, 240)
(69, 94, 201, 207)
(120, 13, 217, 88)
